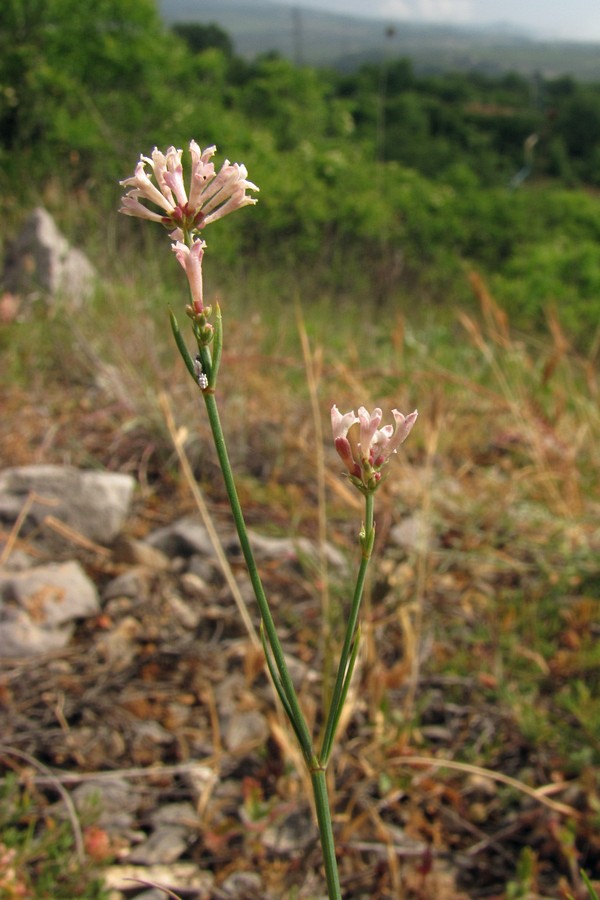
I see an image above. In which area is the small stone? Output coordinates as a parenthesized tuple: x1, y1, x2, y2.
(167, 593, 201, 629)
(111, 536, 169, 570)
(224, 709, 269, 753)
(71, 778, 143, 832)
(220, 871, 263, 895)
(0, 561, 100, 658)
(127, 824, 190, 865)
(146, 516, 214, 558)
(101, 569, 150, 603)
(262, 807, 316, 854)
(0, 608, 72, 657)
(102, 863, 214, 894)
(0, 561, 99, 626)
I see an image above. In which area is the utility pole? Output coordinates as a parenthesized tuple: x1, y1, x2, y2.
(292, 6, 304, 66)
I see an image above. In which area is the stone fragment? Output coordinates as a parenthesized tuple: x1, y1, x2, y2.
(220, 871, 264, 896)
(101, 569, 151, 604)
(247, 529, 348, 570)
(102, 863, 214, 894)
(224, 709, 269, 753)
(262, 807, 316, 854)
(146, 516, 213, 558)
(167, 593, 201, 629)
(0, 561, 99, 658)
(128, 801, 198, 865)
(0, 608, 73, 657)
(127, 825, 190, 865)
(111, 536, 169, 569)
(0, 561, 99, 626)
(0, 465, 135, 545)
(71, 778, 144, 832)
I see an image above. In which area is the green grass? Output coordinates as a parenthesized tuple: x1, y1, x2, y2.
(0, 774, 108, 899)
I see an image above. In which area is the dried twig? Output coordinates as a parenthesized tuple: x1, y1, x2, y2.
(393, 754, 579, 817)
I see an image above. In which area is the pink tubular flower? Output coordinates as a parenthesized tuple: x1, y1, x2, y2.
(119, 141, 258, 237)
(172, 238, 206, 313)
(332, 404, 418, 491)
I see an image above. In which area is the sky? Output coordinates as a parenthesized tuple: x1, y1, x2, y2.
(275, 0, 600, 42)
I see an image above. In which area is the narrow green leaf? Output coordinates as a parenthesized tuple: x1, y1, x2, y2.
(321, 625, 361, 766)
(209, 304, 223, 388)
(169, 308, 198, 382)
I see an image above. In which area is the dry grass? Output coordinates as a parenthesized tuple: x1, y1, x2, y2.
(0, 266, 599, 897)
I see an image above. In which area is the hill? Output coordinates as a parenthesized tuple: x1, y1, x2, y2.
(159, 0, 600, 78)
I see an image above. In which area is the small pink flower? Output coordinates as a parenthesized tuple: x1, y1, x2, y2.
(172, 238, 206, 313)
(119, 141, 258, 237)
(332, 404, 417, 491)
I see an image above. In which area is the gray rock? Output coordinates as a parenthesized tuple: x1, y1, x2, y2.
(150, 802, 197, 829)
(127, 824, 190, 865)
(247, 529, 347, 570)
(261, 807, 316, 854)
(166, 593, 202, 629)
(71, 777, 144, 832)
(224, 709, 269, 753)
(0, 464, 135, 545)
(101, 568, 150, 603)
(3, 207, 97, 307)
(0, 607, 73, 657)
(0, 561, 99, 626)
(146, 516, 213, 558)
(220, 871, 264, 896)
(0, 561, 99, 658)
(127, 802, 198, 865)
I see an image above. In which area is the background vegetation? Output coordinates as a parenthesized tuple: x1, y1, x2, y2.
(3, 0, 600, 344)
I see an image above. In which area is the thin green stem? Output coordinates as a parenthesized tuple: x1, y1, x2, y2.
(311, 767, 343, 900)
(202, 389, 314, 762)
(202, 389, 345, 897)
(320, 492, 375, 766)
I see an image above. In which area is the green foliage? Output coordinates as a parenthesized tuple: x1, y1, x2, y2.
(0, 773, 109, 899)
(173, 21, 233, 56)
(2, 1, 600, 345)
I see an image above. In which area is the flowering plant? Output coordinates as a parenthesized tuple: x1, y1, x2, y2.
(120, 142, 417, 899)
(332, 404, 418, 492)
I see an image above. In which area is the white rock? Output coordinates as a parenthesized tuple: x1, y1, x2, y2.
(0, 465, 135, 544)
(3, 207, 97, 307)
(0, 561, 99, 658)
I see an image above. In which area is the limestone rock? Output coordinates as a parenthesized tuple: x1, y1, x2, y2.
(0, 465, 135, 545)
(3, 207, 97, 307)
(0, 560, 99, 658)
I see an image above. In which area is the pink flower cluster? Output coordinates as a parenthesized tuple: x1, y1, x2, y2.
(120, 141, 258, 234)
(119, 141, 258, 313)
(332, 405, 418, 491)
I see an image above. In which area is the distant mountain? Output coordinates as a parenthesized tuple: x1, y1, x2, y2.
(159, 0, 600, 80)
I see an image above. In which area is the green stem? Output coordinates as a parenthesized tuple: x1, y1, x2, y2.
(202, 389, 314, 762)
(203, 389, 344, 896)
(320, 491, 375, 766)
(311, 767, 343, 900)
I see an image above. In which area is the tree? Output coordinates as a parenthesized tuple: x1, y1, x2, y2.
(0, 0, 189, 182)
(172, 22, 233, 57)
